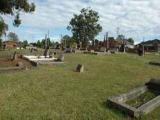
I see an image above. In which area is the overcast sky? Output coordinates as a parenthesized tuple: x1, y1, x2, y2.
(2, 0, 160, 43)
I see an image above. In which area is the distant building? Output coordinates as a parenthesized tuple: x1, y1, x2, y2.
(3, 40, 18, 49)
(103, 38, 134, 50)
(138, 39, 160, 52)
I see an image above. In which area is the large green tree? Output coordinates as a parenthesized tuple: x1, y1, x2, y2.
(0, 0, 35, 36)
(22, 40, 28, 48)
(0, 18, 8, 37)
(67, 8, 102, 48)
(7, 32, 19, 41)
(127, 38, 134, 45)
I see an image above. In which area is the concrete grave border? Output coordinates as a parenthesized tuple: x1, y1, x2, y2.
(23, 55, 64, 65)
(107, 79, 160, 118)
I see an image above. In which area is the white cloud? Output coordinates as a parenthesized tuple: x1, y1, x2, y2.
(2, 0, 160, 43)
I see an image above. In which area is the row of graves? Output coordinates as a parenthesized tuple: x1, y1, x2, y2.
(62, 38, 141, 56)
(24, 41, 64, 65)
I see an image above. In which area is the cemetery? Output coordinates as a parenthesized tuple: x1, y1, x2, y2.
(0, 0, 160, 119)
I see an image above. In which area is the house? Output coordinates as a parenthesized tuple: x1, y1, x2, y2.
(3, 40, 18, 49)
(138, 39, 160, 52)
(103, 37, 134, 50)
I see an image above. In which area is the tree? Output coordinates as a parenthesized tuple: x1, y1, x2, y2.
(127, 38, 134, 45)
(37, 40, 41, 48)
(117, 34, 125, 41)
(0, 18, 8, 36)
(22, 40, 28, 48)
(67, 8, 102, 48)
(0, 0, 35, 36)
(7, 32, 19, 41)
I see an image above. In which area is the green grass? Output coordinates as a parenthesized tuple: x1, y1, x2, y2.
(0, 50, 160, 119)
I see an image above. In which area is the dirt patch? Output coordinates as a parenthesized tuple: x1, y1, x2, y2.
(0, 57, 33, 69)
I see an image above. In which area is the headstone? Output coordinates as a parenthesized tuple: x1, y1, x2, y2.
(57, 54, 64, 62)
(76, 64, 84, 73)
(49, 51, 53, 58)
(91, 50, 94, 53)
(100, 47, 106, 52)
(138, 44, 144, 56)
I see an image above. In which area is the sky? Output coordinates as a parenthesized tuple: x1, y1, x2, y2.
(2, 0, 160, 44)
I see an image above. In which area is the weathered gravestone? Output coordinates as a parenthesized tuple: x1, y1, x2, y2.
(49, 51, 53, 58)
(100, 47, 106, 52)
(76, 64, 84, 73)
(57, 54, 64, 62)
(138, 44, 144, 56)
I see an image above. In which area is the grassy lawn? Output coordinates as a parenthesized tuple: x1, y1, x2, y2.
(0, 50, 160, 120)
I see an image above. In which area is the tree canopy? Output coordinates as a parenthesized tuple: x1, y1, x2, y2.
(0, 18, 8, 37)
(22, 40, 28, 48)
(127, 38, 134, 45)
(0, 0, 35, 36)
(67, 8, 102, 48)
(7, 32, 19, 41)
